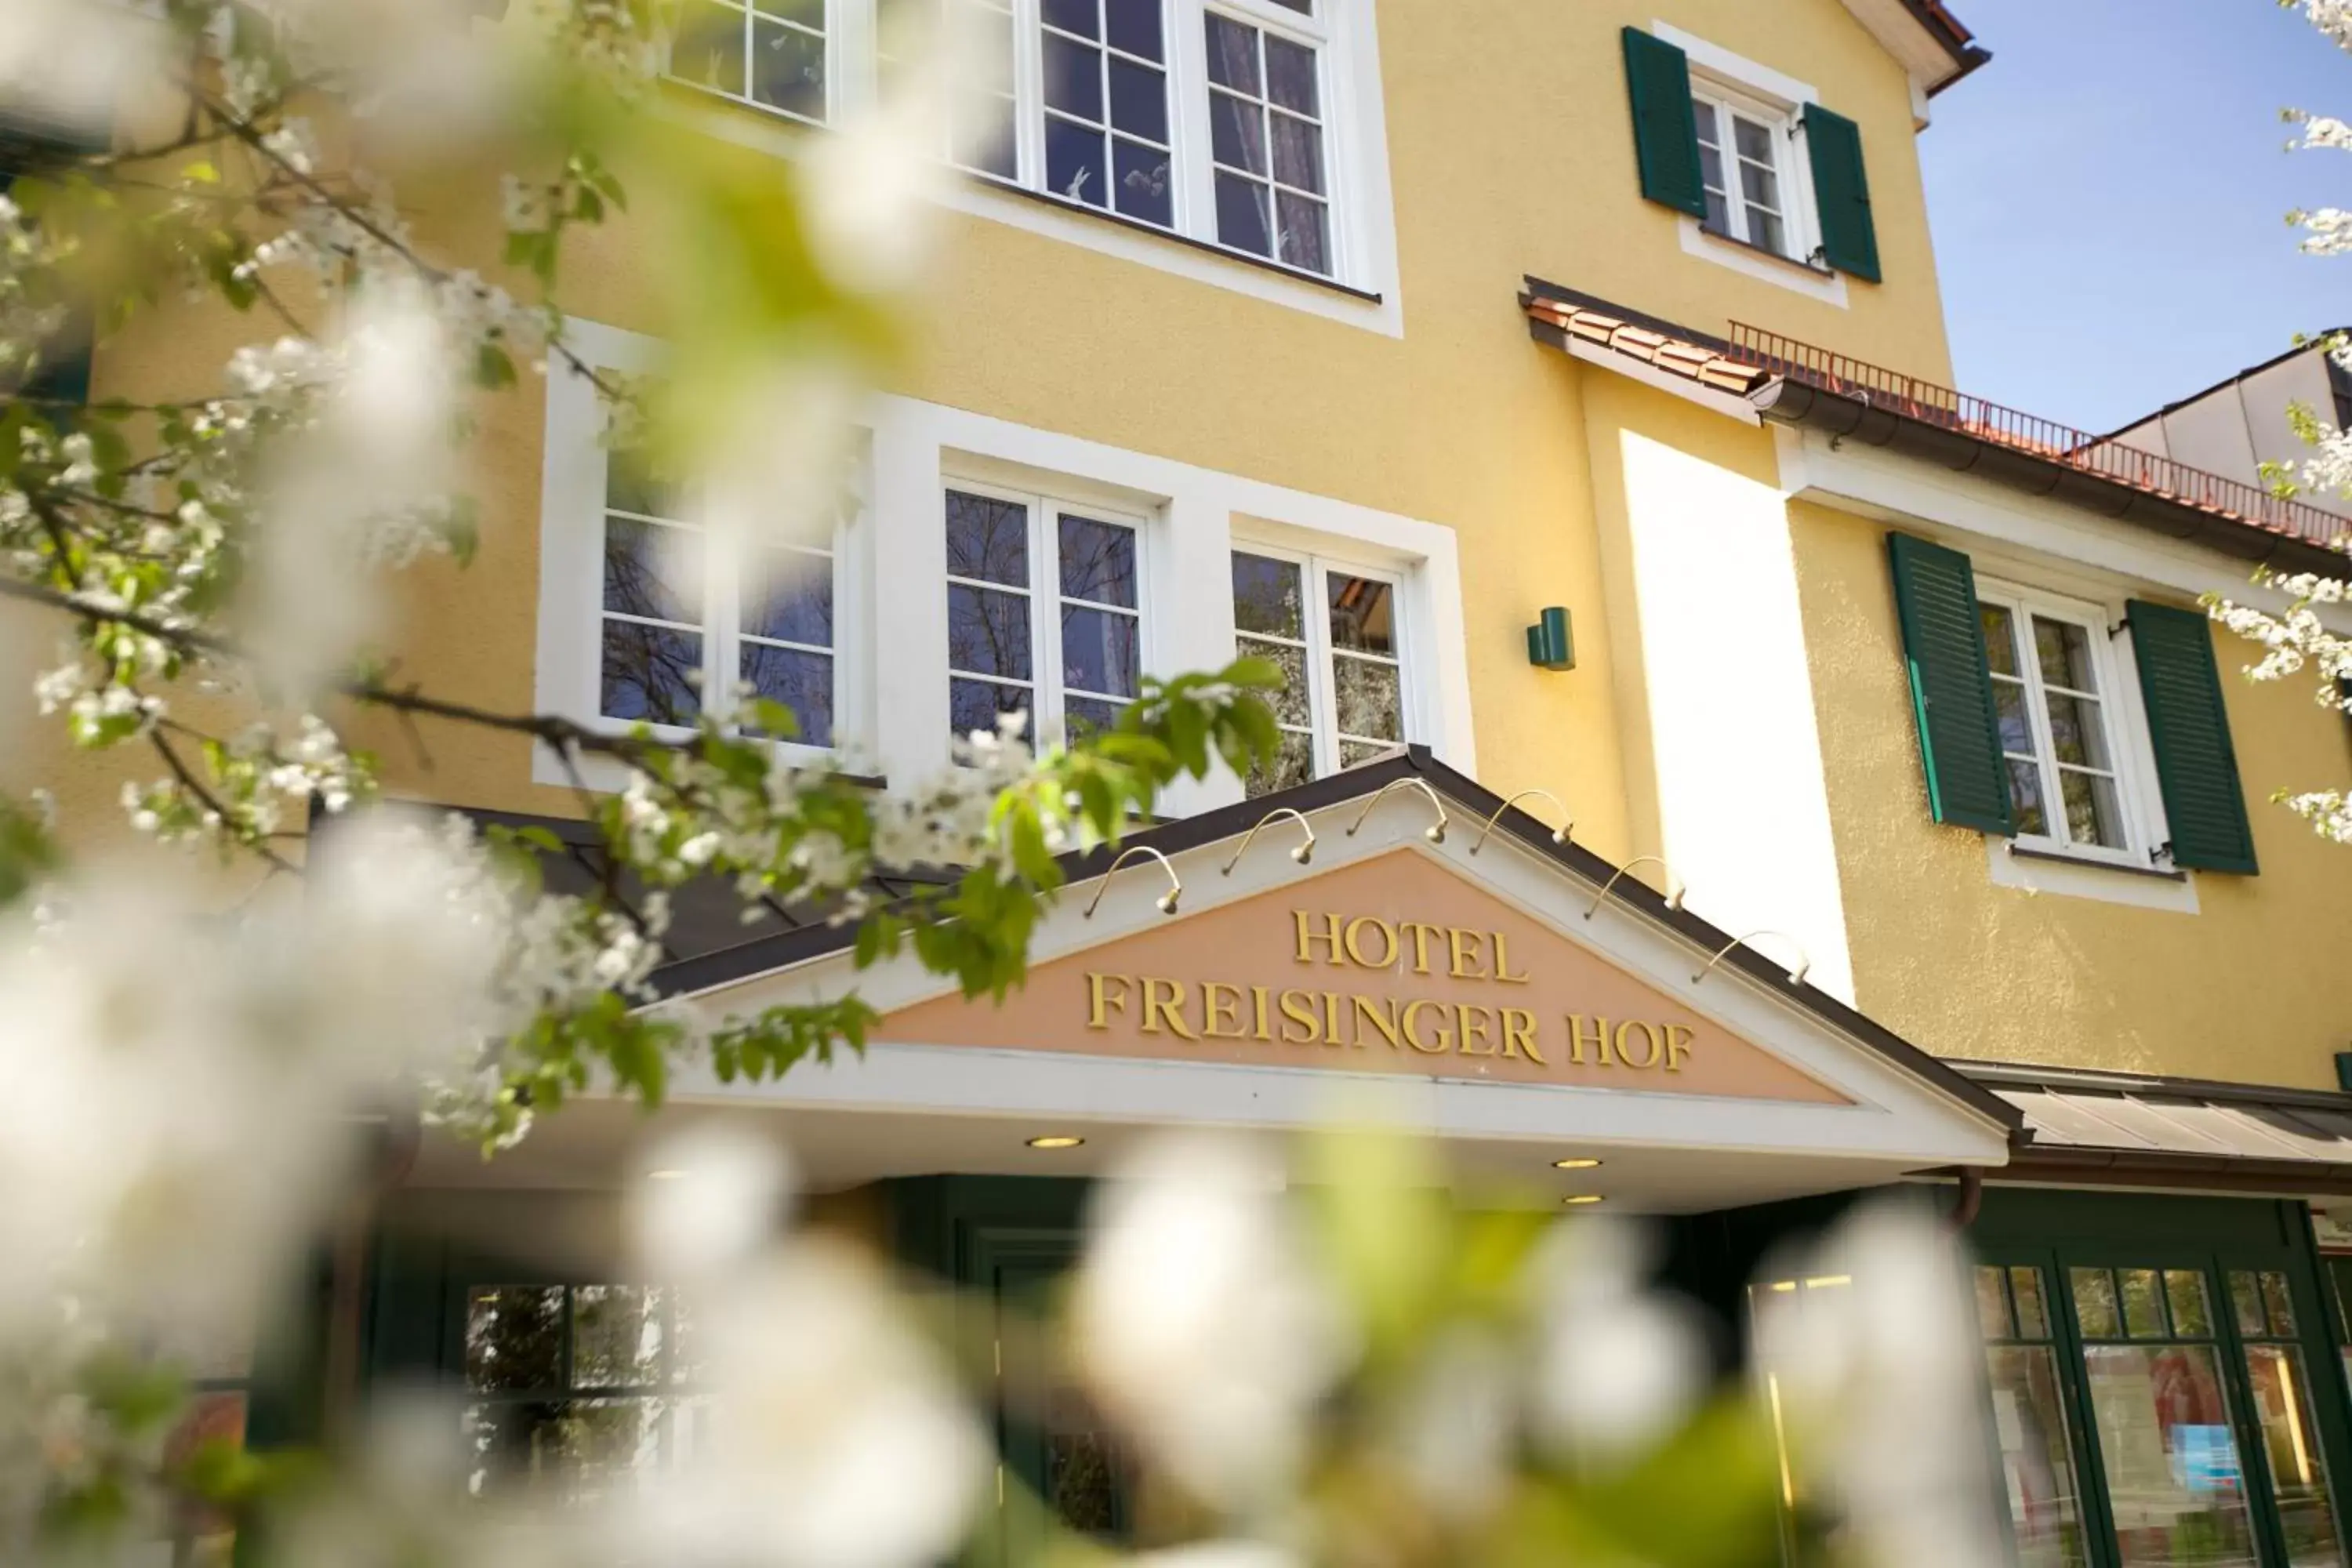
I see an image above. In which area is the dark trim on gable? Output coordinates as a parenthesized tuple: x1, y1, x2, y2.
(651, 745, 2026, 1135)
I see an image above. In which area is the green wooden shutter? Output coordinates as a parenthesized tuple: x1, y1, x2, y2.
(1802, 103, 1881, 283)
(2125, 600, 2259, 874)
(1621, 29, 1707, 220)
(0, 129, 92, 407)
(1887, 532, 2014, 835)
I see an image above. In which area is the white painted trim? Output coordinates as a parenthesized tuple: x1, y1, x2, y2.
(1677, 217, 1849, 307)
(662, 790, 2015, 1167)
(535, 332, 1472, 809)
(1973, 572, 2162, 871)
(1772, 425, 2352, 637)
(662, 0, 1404, 337)
(1563, 337, 1763, 424)
(533, 320, 871, 792)
(1650, 21, 1819, 108)
(1985, 840, 2201, 915)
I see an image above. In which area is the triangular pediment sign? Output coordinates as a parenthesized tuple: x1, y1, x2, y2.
(877, 848, 1849, 1105)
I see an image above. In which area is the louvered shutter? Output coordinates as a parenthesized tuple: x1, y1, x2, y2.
(1621, 29, 1707, 220)
(2126, 600, 2259, 874)
(1802, 103, 1881, 283)
(1887, 532, 2014, 835)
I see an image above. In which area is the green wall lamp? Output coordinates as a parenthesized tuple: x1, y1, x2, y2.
(1526, 606, 1575, 671)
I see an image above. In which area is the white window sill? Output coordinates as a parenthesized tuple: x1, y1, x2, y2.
(1679, 216, 1848, 307)
(1985, 837, 2199, 914)
(662, 74, 1405, 339)
(530, 724, 857, 794)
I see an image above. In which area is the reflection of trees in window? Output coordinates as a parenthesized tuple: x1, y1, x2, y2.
(462, 1284, 697, 1505)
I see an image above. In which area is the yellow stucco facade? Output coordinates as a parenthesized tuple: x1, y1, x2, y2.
(15, 0, 2349, 1094)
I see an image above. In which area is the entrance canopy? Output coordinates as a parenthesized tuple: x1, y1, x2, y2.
(412, 752, 2020, 1212)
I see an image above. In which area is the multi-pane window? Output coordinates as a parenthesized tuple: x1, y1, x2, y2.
(1691, 92, 1790, 259)
(1205, 8, 1330, 274)
(2068, 1265, 2261, 1566)
(2226, 1269, 2343, 1566)
(1230, 549, 1403, 796)
(600, 451, 840, 748)
(673, 0, 829, 124)
(946, 485, 1142, 746)
(1978, 592, 2129, 856)
(879, 0, 1020, 176)
(461, 1283, 700, 1504)
(1041, 0, 1174, 227)
(1973, 1265, 2089, 1568)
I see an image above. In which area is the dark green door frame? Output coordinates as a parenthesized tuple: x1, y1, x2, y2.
(1972, 1191, 2352, 1568)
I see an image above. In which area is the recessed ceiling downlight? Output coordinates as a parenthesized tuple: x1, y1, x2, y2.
(1026, 1135, 1086, 1150)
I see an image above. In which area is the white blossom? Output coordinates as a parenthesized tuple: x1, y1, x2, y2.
(1073, 1134, 1356, 1514)
(1527, 1216, 1707, 1467)
(1751, 1202, 2004, 1568)
(617, 1236, 988, 1568)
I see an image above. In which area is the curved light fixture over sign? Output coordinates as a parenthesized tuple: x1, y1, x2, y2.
(1581, 855, 1687, 921)
(1082, 844, 1184, 919)
(1220, 808, 1317, 877)
(1469, 788, 1573, 856)
(1345, 778, 1450, 845)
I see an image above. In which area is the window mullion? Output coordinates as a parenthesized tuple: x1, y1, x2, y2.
(1304, 557, 1341, 775)
(1033, 498, 1065, 734)
(1015, 0, 1047, 192)
(2019, 648, 2070, 848)
(1170, 0, 1215, 241)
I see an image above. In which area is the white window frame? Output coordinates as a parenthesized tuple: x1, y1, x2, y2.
(665, 0, 839, 129)
(534, 322, 873, 787)
(940, 474, 1153, 746)
(1229, 540, 1414, 786)
(1689, 84, 1806, 263)
(1650, 21, 1842, 307)
(1974, 575, 2163, 871)
(662, 0, 1397, 326)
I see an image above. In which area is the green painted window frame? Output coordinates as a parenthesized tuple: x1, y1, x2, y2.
(1969, 1192, 2352, 1568)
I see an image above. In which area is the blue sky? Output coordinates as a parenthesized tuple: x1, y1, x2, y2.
(1920, 0, 2352, 434)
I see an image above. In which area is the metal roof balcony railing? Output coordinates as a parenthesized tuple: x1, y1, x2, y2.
(1726, 321, 2351, 550)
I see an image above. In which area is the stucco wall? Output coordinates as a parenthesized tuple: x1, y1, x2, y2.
(1791, 497, 2352, 1089)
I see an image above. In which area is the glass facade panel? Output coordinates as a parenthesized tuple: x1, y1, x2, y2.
(1990, 1345, 2092, 1568)
(2081, 1341, 2257, 1566)
(2244, 1344, 2341, 1566)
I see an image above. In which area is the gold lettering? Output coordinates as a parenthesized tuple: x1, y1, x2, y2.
(1664, 1023, 1694, 1073)
(1456, 1004, 1496, 1056)
(1351, 994, 1405, 1050)
(1321, 993, 1345, 1046)
(1086, 972, 1131, 1030)
(1294, 910, 1345, 966)
(1277, 989, 1319, 1044)
(1403, 998, 1454, 1054)
(1250, 985, 1272, 1042)
(1614, 1019, 1662, 1069)
(1500, 1007, 1545, 1065)
(1140, 977, 1199, 1040)
(1343, 916, 1398, 969)
(1202, 982, 1246, 1040)
(1492, 931, 1531, 985)
(1447, 927, 1487, 979)
(1566, 1014, 1612, 1065)
(1400, 922, 1445, 975)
